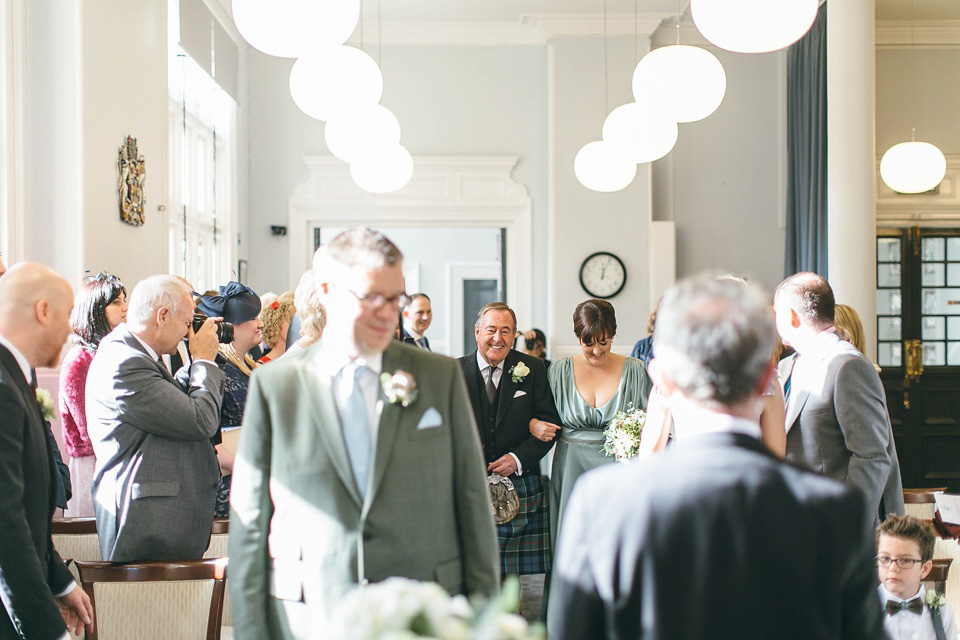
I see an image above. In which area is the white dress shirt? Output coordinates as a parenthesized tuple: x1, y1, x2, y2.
(475, 352, 523, 475)
(785, 330, 840, 418)
(878, 583, 958, 640)
(668, 393, 763, 443)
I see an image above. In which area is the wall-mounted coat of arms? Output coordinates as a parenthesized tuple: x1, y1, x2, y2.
(118, 136, 146, 226)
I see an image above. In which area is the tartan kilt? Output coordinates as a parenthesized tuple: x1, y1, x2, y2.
(496, 472, 550, 575)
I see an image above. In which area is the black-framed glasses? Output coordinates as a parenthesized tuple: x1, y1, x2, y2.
(876, 556, 924, 569)
(341, 287, 410, 311)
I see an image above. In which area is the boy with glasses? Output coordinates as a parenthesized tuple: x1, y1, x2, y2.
(877, 514, 957, 640)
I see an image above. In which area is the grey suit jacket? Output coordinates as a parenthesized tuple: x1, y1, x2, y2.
(780, 337, 904, 525)
(229, 341, 499, 640)
(86, 325, 225, 562)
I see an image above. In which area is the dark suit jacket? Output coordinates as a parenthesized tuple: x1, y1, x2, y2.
(0, 345, 74, 640)
(550, 431, 885, 640)
(458, 350, 558, 472)
(401, 327, 430, 351)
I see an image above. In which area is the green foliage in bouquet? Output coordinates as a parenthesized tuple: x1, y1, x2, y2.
(602, 407, 646, 462)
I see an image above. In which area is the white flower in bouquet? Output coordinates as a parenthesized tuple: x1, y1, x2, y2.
(602, 406, 646, 462)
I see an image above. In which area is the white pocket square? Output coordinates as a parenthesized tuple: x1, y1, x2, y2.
(513, 390, 527, 398)
(417, 407, 443, 430)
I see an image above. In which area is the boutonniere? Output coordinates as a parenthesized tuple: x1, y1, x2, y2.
(35, 388, 55, 421)
(380, 370, 419, 407)
(509, 361, 530, 384)
(926, 590, 946, 611)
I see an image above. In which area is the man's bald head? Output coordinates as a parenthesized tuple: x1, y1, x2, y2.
(0, 263, 74, 368)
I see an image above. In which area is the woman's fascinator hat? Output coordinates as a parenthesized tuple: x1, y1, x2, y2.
(197, 282, 261, 324)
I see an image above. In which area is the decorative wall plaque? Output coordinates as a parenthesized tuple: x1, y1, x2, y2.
(118, 136, 146, 226)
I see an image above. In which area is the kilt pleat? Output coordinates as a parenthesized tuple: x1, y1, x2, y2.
(496, 473, 550, 575)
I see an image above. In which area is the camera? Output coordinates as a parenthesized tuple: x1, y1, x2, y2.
(192, 312, 235, 344)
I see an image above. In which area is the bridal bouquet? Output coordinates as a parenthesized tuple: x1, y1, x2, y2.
(602, 406, 646, 462)
(328, 576, 545, 640)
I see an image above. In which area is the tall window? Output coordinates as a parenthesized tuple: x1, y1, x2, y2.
(168, 21, 236, 293)
(0, 0, 24, 263)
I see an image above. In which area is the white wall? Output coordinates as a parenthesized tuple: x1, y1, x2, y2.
(877, 48, 960, 155)
(24, 0, 168, 289)
(652, 49, 786, 298)
(246, 44, 549, 318)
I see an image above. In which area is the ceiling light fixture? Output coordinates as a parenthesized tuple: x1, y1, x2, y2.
(288, 45, 383, 122)
(690, 0, 817, 53)
(232, 0, 360, 58)
(632, 45, 725, 123)
(879, 0, 946, 194)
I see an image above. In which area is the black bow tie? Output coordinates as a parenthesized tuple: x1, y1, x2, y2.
(885, 598, 923, 616)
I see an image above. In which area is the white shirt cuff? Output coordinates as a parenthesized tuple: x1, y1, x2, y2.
(192, 358, 217, 366)
(508, 452, 523, 476)
(55, 580, 77, 598)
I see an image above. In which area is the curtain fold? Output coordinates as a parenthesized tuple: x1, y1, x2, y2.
(784, 3, 828, 278)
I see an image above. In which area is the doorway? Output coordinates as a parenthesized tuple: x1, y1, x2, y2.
(877, 227, 960, 490)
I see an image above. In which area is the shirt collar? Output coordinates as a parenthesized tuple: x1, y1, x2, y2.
(798, 328, 840, 360)
(404, 325, 423, 341)
(0, 333, 34, 384)
(129, 330, 160, 362)
(668, 396, 763, 441)
(476, 350, 504, 372)
(880, 583, 925, 604)
(320, 347, 384, 380)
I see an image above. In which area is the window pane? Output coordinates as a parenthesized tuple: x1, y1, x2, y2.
(948, 264, 960, 287)
(878, 342, 902, 368)
(922, 289, 960, 315)
(923, 263, 946, 287)
(924, 342, 946, 366)
(878, 238, 901, 263)
(879, 317, 902, 341)
(922, 316, 945, 340)
(878, 264, 901, 288)
(948, 238, 960, 261)
(924, 237, 946, 262)
(877, 289, 902, 316)
(949, 343, 960, 366)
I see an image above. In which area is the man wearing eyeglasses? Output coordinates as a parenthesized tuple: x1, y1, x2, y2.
(229, 228, 499, 640)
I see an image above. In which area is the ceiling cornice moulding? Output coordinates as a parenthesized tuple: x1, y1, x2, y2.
(343, 13, 672, 47)
(876, 20, 960, 48)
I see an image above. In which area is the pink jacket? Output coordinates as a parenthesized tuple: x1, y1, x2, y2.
(58, 344, 95, 458)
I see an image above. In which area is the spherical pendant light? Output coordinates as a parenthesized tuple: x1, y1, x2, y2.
(691, 0, 818, 53)
(632, 45, 726, 123)
(289, 46, 383, 122)
(324, 106, 402, 163)
(233, 0, 360, 58)
(574, 141, 638, 192)
(350, 145, 414, 193)
(601, 103, 678, 164)
(880, 141, 947, 194)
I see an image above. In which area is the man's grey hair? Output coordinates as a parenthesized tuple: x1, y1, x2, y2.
(653, 274, 776, 407)
(127, 275, 192, 327)
(313, 228, 403, 276)
(475, 302, 517, 331)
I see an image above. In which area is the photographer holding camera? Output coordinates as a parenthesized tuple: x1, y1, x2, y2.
(86, 275, 226, 562)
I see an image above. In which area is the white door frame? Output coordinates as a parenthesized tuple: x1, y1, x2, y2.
(288, 155, 534, 330)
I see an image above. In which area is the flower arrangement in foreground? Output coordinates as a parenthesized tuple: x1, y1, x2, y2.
(328, 576, 545, 640)
(602, 406, 646, 462)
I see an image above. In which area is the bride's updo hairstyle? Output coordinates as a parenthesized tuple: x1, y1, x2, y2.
(573, 298, 617, 346)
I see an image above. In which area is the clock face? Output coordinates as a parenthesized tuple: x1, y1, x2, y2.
(579, 252, 626, 299)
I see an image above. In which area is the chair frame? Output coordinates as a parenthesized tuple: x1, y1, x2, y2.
(75, 558, 228, 640)
(903, 488, 948, 505)
(51, 517, 98, 535)
(927, 558, 953, 594)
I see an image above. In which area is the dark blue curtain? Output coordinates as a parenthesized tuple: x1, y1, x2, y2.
(784, 3, 828, 278)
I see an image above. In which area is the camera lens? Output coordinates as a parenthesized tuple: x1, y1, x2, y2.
(192, 312, 235, 344)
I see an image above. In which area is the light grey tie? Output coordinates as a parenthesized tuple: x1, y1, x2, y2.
(340, 363, 372, 498)
(485, 366, 497, 405)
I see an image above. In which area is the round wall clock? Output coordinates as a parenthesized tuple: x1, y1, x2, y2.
(579, 251, 627, 299)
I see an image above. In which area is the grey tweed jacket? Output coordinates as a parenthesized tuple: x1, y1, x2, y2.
(86, 325, 225, 562)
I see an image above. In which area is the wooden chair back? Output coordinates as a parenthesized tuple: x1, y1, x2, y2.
(903, 488, 949, 504)
(51, 517, 101, 564)
(75, 558, 228, 640)
(926, 558, 953, 595)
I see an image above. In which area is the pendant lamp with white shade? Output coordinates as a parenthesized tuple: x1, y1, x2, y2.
(232, 0, 360, 59)
(602, 102, 678, 164)
(632, 45, 726, 123)
(325, 105, 402, 164)
(289, 46, 383, 122)
(691, 0, 818, 53)
(880, 138, 947, 195)
(574, 141, 638, 193)
(350, 145, 414, 193)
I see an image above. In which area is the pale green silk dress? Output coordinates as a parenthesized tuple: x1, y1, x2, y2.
(547, 356, 652, 550)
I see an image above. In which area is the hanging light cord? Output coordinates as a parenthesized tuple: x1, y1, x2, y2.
(603, 0, 608, 116)
(378, 0, 382, 69)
